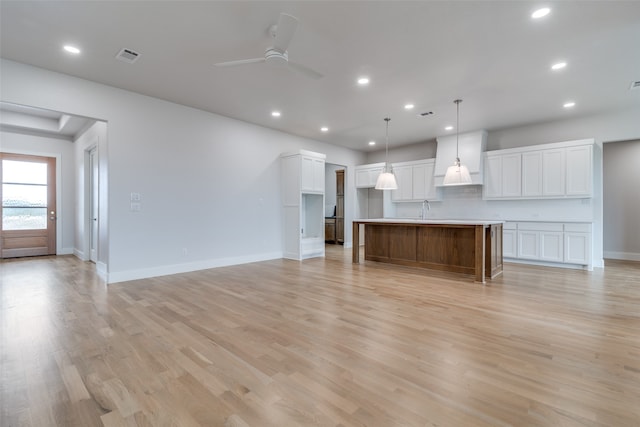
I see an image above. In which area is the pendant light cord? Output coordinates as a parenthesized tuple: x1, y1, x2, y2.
(384, 117, 391, 170)
(454, 99, 462, 165)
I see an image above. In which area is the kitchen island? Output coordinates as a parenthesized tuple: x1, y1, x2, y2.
(352, 219, 504, 283)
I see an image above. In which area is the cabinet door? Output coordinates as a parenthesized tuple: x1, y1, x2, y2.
(542, 149, 565, 196)
(336, 218, 344, 243)
(412, 164, 427, 200)
(484, 155, 502, 198)
(312, 158, 325, 192)
(336, 170, 345, 196)
(518, 231, 539, 259)
(503, 229, 517, 258)
(369, 167, 384, 187)
(566, 145, 592, 197)
(301, 157, 314, 192)
(355, 168, 370, 188)
(502, 154, 522, 197)
(564, 232, 590, 264)
(522, 151, 543, 197)
(540, 231, 563, 262)
(391, 165, 412, 201)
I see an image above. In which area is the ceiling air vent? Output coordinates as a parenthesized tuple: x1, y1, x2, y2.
(630, 80, 640, 91)
(116, 48, 140, 64)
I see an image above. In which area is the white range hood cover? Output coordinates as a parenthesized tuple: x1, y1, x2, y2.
(434, 130, 487, 186)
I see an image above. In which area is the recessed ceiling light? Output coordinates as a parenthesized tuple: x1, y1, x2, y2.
(563, 101, 576, 108)
(320, 127, 329, 132)
(445, 126, 454, 131)
(271, 111, 281, 117)
(357, 77, 370, 85)
(63, 45, 81, 54)
(368, 141, 376, 146)
(404, 104, 415, 110)
(551, 62, 567, 70)
(531, 8, 551, 19)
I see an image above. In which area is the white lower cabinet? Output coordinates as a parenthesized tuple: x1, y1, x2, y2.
(508, 221, 592, 269)
(503, 224, 517, 258)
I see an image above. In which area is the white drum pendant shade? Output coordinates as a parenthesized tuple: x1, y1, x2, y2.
(375, 170, 398, 190)
(443, 162, 472, 185)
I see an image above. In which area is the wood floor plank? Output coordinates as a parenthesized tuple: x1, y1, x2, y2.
(1, 252, 639, 426)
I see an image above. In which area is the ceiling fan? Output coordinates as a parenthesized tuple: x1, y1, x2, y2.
(214, 13, 323, 80)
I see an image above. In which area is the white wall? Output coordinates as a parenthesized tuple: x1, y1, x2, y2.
(1, 59, 366, 283)
(366, 107, 640, 268)
(0, 131, 75, 255)
(603, 139, 640, 261)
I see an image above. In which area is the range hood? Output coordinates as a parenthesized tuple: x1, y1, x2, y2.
(434, 130, 487, 186)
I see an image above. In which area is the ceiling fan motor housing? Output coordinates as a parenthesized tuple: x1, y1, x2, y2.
(265, 48, 288, 64)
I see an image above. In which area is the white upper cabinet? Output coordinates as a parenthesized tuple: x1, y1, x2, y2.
(391, 159, 439, 202)
(484, 139, 593, 200)
(521, 151, 543, 197)
(565, 145, 593, 196)
(542, 149, 565, 197)
(354, 163, 385, 188)
(301, 155, 325, 193)
(484, 153, 521, 198)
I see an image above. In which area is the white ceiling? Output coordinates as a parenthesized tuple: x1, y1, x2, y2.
(1, 1, 639, 151)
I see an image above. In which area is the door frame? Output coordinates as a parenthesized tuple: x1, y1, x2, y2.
(84, 144, 99, 262)
(1, 149, 63, 255)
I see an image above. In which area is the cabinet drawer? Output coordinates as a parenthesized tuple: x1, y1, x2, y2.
(564, 223, 591, 233)
(517, 222, 563, 232)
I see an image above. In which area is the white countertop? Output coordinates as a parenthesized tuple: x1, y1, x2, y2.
(354, 218, 505, 225)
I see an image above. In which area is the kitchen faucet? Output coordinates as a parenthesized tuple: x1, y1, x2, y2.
(421, 200, 430, 220)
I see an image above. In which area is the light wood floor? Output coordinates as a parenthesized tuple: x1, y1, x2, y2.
(1, 247, 639, 427)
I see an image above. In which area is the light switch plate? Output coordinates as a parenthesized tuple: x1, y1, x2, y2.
(130, 192, 141, 202)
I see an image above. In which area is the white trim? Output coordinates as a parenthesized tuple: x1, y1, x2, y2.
(96, 261, 108, 282)
(504, 258, 592, 271)
(74, 248, 85, 259)
(106, 252, 283, 284)
(59, 247, 74, 255)
(344, 242, 353, 249)
(603, 251, 640, 262)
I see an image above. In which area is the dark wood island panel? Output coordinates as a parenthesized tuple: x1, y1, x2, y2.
(353, 220, 503, 283)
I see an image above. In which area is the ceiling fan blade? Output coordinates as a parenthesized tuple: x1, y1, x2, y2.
(288, 61, 323, 80)
(273, 13, 298, 52)
(215, 58, 265, 67)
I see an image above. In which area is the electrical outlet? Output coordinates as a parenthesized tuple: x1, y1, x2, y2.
(130, 202, 141, 212)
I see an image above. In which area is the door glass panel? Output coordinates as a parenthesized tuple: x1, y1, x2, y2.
(2, 207, 47, 229)
(3, 160, 47, 184)
(2, 159, 48, 230)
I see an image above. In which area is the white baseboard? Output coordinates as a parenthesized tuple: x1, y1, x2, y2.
(603, 251, 640, 262)
(73, 248, 85, 260)
(107, 251, 283, 284)
(504, 258, 591, 271)
(96, 261, 108, 282)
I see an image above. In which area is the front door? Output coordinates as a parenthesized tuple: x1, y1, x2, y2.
(0, 153, 56, 258)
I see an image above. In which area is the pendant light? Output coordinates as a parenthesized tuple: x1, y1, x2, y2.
(375, 117, 398, 190)
(443, 99, 472, 186)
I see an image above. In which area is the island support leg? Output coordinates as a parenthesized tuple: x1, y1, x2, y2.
(352, 222, 360, 263)
(475, 225, 486, 284)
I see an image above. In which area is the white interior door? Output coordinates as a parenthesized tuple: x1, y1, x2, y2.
(89, 148, 98, 263)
